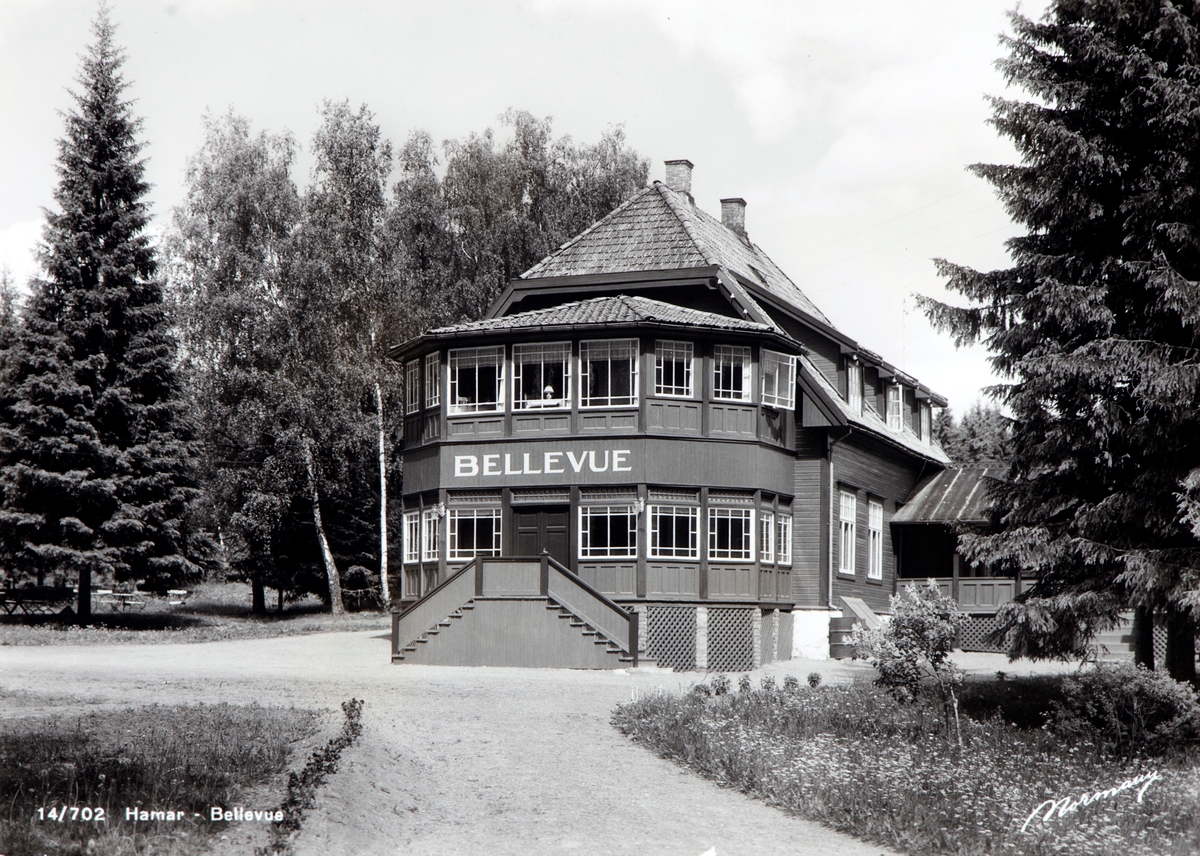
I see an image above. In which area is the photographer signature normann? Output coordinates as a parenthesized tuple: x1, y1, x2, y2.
(1021, 770, 1161, 832)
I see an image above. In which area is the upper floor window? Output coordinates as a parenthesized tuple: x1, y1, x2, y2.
(513, 342, 570, 409)
(654, 340, 693, 398)
(580, 338, 638, 408)
(649, 504, 698, 559)
(847, 361, 863, 414)
(713, 345, 751, 401)
(405, 359, 420, 415)
(447, 508, 501, 560)
(839, 490, 857, 575)
(886, 385, 903, 431)
(449, 346, 504, 415)
(709, 507, 754, 562)
(760, 349, 796, 410)
(424, 353, 441, 409)
(919, 402, 932, 444)
(868, 499, 884, 580)
(579, 505, 638, 559)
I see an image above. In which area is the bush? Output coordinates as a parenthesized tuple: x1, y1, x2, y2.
(807, 671, 822, 689)
(1048, 663, 1200, 756)
(782, 674, 800, 692)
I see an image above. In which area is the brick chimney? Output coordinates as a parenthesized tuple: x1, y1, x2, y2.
(664, 159, 694, 203)
(720, 197, 747, 239)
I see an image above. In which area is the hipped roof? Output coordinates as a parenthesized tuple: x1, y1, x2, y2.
(892, 463, 1005, 524)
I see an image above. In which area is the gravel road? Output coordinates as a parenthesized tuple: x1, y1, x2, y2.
(1, 627, 906, 855)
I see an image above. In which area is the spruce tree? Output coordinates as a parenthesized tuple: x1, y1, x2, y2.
(922, 2, 1200, 681)
(0, 9, 197, 615)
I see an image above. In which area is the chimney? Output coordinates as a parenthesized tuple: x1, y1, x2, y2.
(664, 159, 694, 202)
(720, 197, 747, 239)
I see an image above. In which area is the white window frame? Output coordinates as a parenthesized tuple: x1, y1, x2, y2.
(447, 508, 502, 561)
(448, 346, 505, 415)
(919, 402, 932, 443)
(708, 507, 754, 563)
(580, 338, 638, 408)
(421, 508, 441, 562)
(776, 515, 792, 566)
(887, 384, 903, 432)
(654, 340, 694, 398)
(649, 504, 699, 559)
(847, 361, 863, 414)
(839, 490, 857, 575)
(403, 511, 420, 564)
(760, 349, 796, 409)
(759, 510, 775, 564)
(425, 352, 441, 409)
(512, 341, 571, 410)
(713, 345, 751, 401)
(868, 499, 884, 580)
(405, 359, 420, 415)
(579, 505, 638, 559)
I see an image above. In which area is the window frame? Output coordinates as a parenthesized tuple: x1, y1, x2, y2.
(578, 504, 639, 559)
(648, 504, 699, 560)
(868, 499, 884, 580)
(887, 384, 903, 431)
(512, 341, 572, 410)
(776, 515, 792, 567)
(847, 361, 863, 414)
(580, 338, 639, 408)
(713, 344, 752, 402)
(403, 510, 420, 564)
(919, 402, 932, 443)
(421, 508, 441, 563)
(760, 349, 797, 410)
(759, 510, 775, 564)
(448, 346, 505, 415)
(708, 506, 755, 563)
(447, 507, 502, 561)
(424, 352, 441, 409)
(405, 359, 420, 415)
(839, 489, 857, 575)
(654, 340, 694, 398)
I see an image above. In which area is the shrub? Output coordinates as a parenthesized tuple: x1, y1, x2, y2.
(1048, 663, 1200, 756)
(760, 675, 776, 691)
(738, 674, 753, 693)
(807, 671, 822, 689)
(782, 674, 800, 692)
(711, 674, 731, 695)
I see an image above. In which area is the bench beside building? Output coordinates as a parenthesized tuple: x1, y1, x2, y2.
(390, 160, 951, 668)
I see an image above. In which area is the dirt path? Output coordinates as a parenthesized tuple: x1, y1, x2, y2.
(1, 629, 900, 855)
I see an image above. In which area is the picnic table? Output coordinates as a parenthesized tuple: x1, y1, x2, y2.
(96, 590, 147, 612)
(0, 586, 76, 616)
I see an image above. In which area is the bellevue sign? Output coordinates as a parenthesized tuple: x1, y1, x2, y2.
(454, 449, 633, 478)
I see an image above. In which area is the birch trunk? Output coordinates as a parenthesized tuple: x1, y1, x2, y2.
(375, 381, 390, 605)
(304, 438, 345, 614)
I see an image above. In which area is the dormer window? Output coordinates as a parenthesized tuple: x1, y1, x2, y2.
(847, 361, 863, 414)
(919, 402, 932, 443)
(760, 349, 796, 409)
(449, 346, 504, 414)
(513, 342, 570, 409)
(886, 384, 903, 431)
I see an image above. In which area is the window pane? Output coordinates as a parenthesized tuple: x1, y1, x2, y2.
(713, 345, 750, 401)
(649, 505, 697, 559)
(449, 347, 504, 414)
(655, 341, 693, 397)
(761, 349, 796, 409)
(513, 343, 570, 409)
(581, 339, 637, 407)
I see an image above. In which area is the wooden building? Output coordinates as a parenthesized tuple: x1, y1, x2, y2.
(389, 160, 950, 668)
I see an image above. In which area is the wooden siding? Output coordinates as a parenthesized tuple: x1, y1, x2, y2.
(792, 456, 824, 607)
(647, 563, 700, 598)
(648, 400, 702, 433)
(707, 564, 754, 599)
(579, 562, 636, 597)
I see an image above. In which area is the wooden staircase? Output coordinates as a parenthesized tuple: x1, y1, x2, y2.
(392, 556, 646, 669)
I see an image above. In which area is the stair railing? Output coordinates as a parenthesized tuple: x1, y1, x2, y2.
(392, 560, 477, 656)
(543, 554, 639, 666)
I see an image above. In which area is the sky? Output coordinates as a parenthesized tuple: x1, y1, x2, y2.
(0, 0, 1051, 415)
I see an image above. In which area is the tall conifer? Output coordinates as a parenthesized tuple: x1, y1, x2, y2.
(0, 9, 197, 616)
(922, 1, 1200, 680)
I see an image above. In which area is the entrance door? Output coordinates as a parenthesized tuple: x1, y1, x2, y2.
(513, 505, 570, 567)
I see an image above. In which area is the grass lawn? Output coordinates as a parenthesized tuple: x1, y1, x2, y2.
(0, 702, 325, 856)
(0, 582, 388, 646)
(613, 672, 1200, 856)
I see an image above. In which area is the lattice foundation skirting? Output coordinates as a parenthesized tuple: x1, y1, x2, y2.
(957, 615, 1005, 653)
(645, 605, 696, 671)
(708, 608, 755, 672)
(644, 605, 772, 671)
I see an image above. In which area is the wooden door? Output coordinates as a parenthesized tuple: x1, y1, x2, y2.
(513, 506, 570, 567)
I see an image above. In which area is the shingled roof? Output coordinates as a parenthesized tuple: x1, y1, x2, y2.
(893, 463, 1005, 524)
(428, 294, 787, 339)
(521, 183, 832, 327)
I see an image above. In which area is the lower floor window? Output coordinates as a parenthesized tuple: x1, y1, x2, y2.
(759, 511, 775, 563)
(650, 505, 698, 559)
(776, 515, 793, 566)
(448, 508, 501, 560)
(579, 505, 638, 558)
(403, 511, 420, 564)
(709, 507, 753, 561)
(421, 509, 440, 562)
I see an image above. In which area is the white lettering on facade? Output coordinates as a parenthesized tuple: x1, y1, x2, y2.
(451, 449, 633, 478)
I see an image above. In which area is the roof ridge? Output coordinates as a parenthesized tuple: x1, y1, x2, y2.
(654, 182, 720, 269)
(521, 185, 659, 279)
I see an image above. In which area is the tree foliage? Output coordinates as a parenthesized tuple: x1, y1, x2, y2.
(919, 1, 1200, 680)
(933, 402, 1012, 463)
(0, 10, 199, 615)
